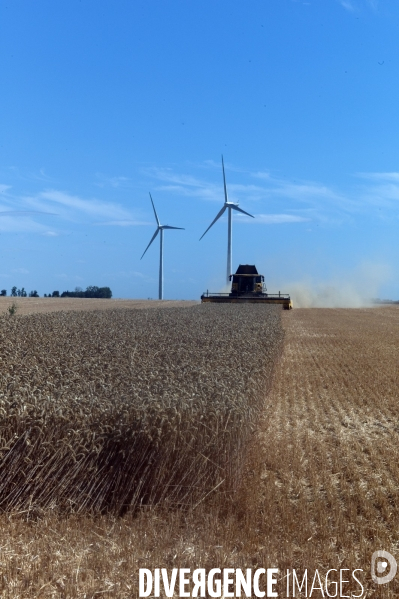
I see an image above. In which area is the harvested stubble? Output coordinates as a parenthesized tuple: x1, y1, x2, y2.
(0, 304, 283, 514)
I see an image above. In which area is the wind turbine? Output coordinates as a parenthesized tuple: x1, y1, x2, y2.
(141, 193, 184, 300)
(200, 156, 254, 284)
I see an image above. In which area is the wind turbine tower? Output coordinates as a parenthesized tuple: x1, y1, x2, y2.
(200, 156, 254, 284)
(141, 193, 184, 300)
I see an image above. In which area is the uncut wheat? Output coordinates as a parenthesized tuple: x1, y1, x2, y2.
(0, 304, 283, 514)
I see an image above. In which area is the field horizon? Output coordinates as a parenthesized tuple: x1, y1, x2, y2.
(0, 296, 198, 316)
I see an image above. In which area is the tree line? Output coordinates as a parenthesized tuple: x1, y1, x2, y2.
(0, 286, 112, 299)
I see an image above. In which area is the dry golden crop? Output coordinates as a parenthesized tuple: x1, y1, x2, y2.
(251, 306, 399, 597)
(0, 304, 284, 514)
(0, 297, 197, 315)
(0, 306, 398, 598)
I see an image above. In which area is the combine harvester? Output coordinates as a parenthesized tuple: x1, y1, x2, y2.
(201, 264, 293, 309)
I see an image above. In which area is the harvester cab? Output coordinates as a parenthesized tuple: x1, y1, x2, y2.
(230, 264, 265, 295)
(201, 264, 292, 309)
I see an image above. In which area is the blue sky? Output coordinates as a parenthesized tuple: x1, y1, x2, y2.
(1, 0, 399, 300)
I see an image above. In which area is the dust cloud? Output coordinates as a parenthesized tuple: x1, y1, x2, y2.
(288, 282, 370, 308)
(218, 283, 231, 294)
(275, 263, 393, 308)
(211, 262, 393, 308)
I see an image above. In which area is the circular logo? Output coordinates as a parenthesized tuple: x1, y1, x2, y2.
(371, 551, 397, 585)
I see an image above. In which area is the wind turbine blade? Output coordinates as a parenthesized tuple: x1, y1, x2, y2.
(149, 193, 160, 226)
(140, 228, 159, 259)
(231, 205, 255, 218)
(222, 155, 229, 204)
(199, 205, 227, 240)
(162, 226, 185, 230)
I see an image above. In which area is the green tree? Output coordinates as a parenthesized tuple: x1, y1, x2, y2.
(98, 286, 112, 298)
(11, 286, 17, 297)
(60, 285, 112, 298)
(85, 286, 112, 298)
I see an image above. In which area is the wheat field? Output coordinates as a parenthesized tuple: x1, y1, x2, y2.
(0, 304, 283, 514)
(0, 303, 398, 597)
(0, 297, 197, 315)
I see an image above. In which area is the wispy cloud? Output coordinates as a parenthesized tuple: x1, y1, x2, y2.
(252, 214, 309, 224)
(367, 0, 378, 10)
(354, 172, 399, 211)
(3, 165, 398, 237)
(95, 173, 130, 188)
(0, 211, 49, 234)
(338, 0, 378, 12)
(339, 0, 355, 11)
(252, 172, 355, 212)
(0, 185, 147, 233)
(146, 162, 399, 226)
(146, 165, 354, 225)
(357, 172, 399, 182)
(95, 219, 148, 227)
(29, 168, 55, 183)
(39, 190, 130, 221)
(146, 167, 221, 202)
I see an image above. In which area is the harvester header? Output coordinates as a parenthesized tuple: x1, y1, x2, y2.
(201, 264, 292, 309)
